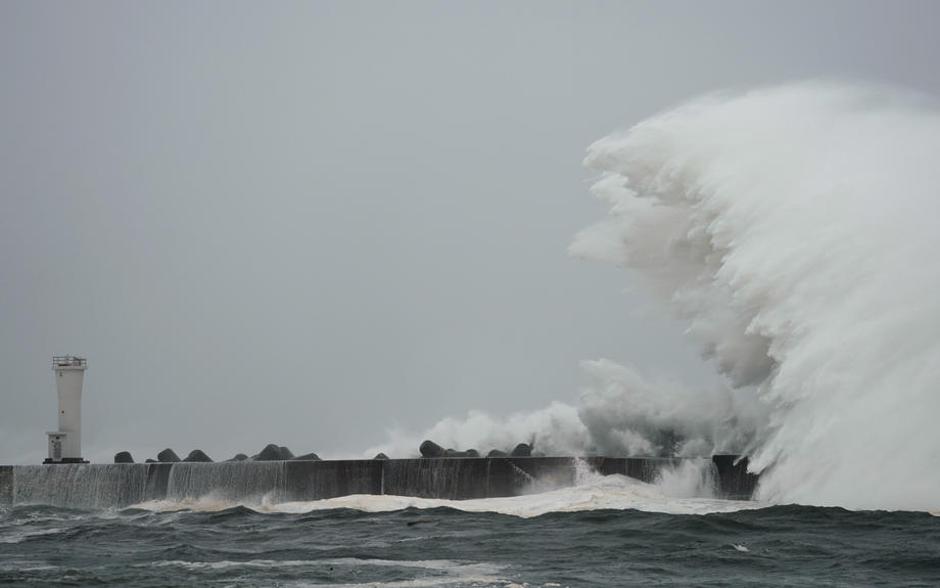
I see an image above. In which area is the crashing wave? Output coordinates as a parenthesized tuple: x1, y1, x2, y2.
(377, 82, 940, 512)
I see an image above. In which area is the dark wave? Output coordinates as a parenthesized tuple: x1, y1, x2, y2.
(4, 503, 938, 586)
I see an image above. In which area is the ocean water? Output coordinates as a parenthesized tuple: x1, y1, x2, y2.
(3, 473, 940, 587)
(2, 502, 939, 587)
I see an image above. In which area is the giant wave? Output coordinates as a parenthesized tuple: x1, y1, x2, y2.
(373, 81, 940, 512)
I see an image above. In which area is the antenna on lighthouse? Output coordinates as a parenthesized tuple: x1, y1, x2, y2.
(44, 356, 89, 464)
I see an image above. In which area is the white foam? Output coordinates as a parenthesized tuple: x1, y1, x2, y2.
(145, 558, 500, 571)
(144, 558, 509, 588)
(136, 472, 760, 518)
(572, 81, 940, 511)
(288, 579, 506, 588)
(368, 81, 940, 512)
(0, 526, 64, 544)
(0, 560, 58, 572)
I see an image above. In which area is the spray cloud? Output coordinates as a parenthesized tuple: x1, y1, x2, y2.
(376, 81, 940, 511)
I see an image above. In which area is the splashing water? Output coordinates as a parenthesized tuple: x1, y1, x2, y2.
(376, 81, 940, 511)
(653, 460, 718, 499)
(367, 366, 761, 461)
(165, 462, 288, 504)
(137, 472, 756, 518)
(574, 80, 940, 510)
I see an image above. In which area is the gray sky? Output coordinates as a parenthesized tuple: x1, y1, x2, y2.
(2, 1, 939, 464)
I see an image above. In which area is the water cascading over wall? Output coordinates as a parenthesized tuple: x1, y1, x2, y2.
(0, 456, 757, 508)
(166, 462, 289, 504)
(10, 464, 160, 509)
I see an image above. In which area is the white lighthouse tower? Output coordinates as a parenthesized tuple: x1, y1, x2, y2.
(44, 356, 89, 464)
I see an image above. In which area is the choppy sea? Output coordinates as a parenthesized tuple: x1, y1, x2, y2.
(2, 475, 939, 587)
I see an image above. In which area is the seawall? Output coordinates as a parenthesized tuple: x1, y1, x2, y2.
(0, 455, 758, 509)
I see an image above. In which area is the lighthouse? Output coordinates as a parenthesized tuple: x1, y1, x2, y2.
(44, 356, 89, 464)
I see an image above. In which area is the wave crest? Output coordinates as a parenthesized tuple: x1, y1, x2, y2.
(372, 81, 940, 512)
(574, 81, 940, 510)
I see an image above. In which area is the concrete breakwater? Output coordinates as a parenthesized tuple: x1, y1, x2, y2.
(0, 456, 758, 509)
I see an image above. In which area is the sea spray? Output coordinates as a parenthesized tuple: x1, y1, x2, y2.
(576, 359, 763, 457)
(574, 81, 940, 510)
(373, 81, 940, 511)
(574, 457, 602, 486)
(366, 364, 758, 461)
(368, 362, 762, 465)
(368, 402, 590, 459)
(653, 460, 718, 499)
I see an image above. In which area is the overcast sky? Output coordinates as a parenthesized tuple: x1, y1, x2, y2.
(2, 1, 938, 464)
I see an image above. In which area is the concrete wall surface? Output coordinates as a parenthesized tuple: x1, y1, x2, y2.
(0, 456, 758, 509)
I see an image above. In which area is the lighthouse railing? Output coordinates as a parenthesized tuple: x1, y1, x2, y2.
(51, 356, 87, 369)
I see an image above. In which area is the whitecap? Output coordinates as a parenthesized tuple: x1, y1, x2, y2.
(135, 473, 762, 518)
